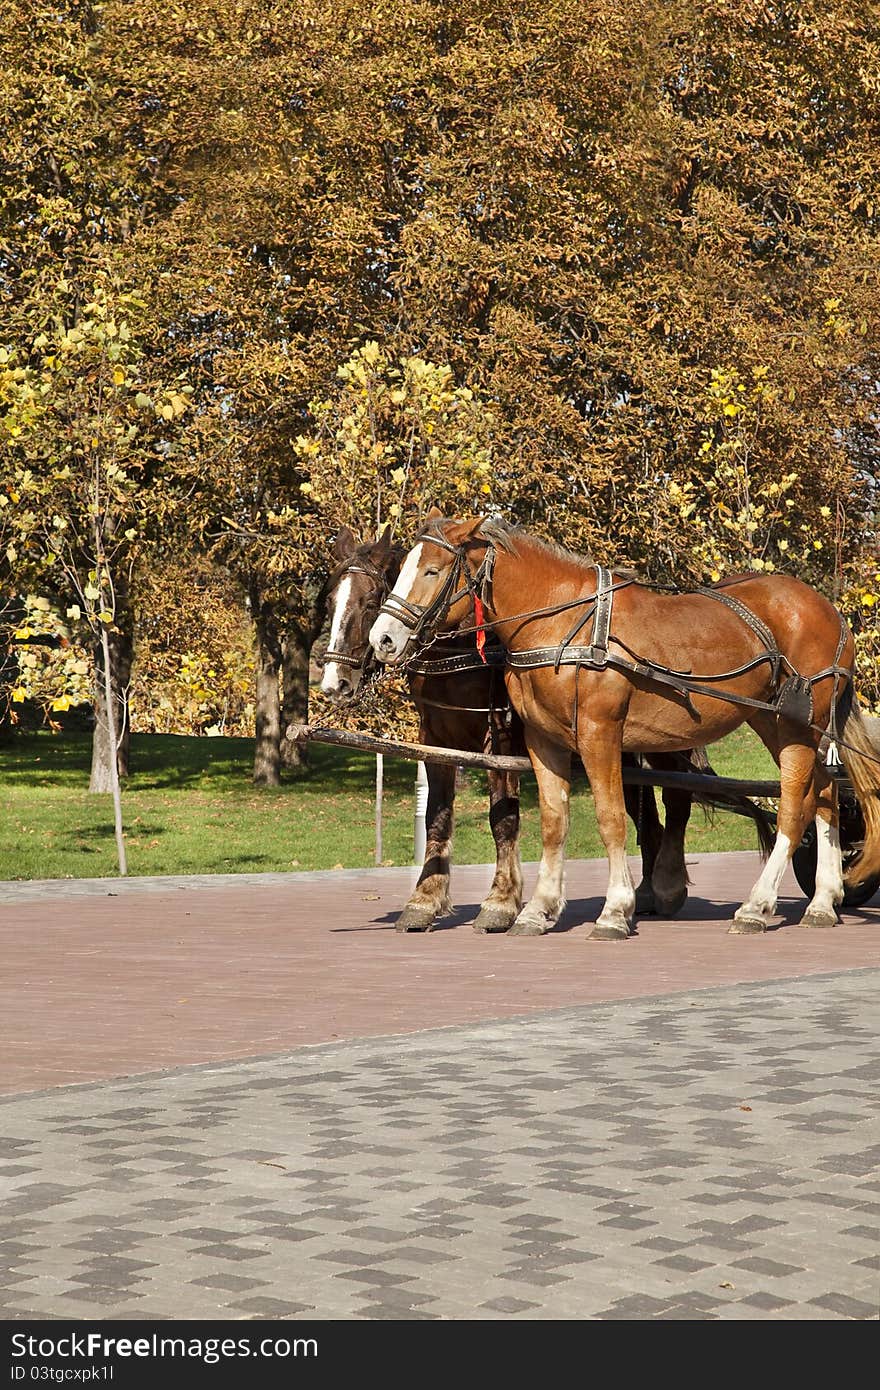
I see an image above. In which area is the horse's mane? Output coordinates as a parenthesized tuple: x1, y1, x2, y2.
(421, 516, 641, 582)
(478, 517, 597, 571)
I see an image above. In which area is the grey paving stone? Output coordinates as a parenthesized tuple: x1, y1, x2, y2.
(809, 1293, 879, 1318)
(0, 972, 877, 1320)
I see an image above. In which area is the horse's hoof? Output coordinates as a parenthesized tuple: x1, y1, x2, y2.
(798, 909, 838, 929)
(395, 906, 437, 933)
(588, 922, 631, 941)
(634, 886, 657, 915)
(728, 914, 767, 935)
(474, 905, 518, 934)
(508, 913, 551, 937)
(654, 887, 688, 917)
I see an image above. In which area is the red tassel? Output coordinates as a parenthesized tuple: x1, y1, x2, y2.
(473, 595, 488, 663)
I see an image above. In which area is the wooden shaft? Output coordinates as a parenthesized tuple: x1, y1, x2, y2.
(286, 723, 785, 798)
(286, 723, 529, 773)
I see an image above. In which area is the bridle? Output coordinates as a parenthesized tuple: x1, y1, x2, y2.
(376, 532, 496, 652)
(321, 556, 395, 672)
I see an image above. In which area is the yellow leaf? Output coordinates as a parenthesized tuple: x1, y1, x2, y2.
(51, 695, 72, 712)
(10, 687, 27, 703)
(112, 368, 125, 386)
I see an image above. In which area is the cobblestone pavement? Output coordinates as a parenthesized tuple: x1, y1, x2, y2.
(1, 971, 877, 1321)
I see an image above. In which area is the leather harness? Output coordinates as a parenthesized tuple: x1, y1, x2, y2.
(379, 534, 852, 745)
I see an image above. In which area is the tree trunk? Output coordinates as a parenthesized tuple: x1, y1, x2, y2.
(280, 623, 312, 770)
(89, 661, 115, 793)
(252, 600, 282, 787)
(88, 603, 133, 792)
(99, 623, 127, 876)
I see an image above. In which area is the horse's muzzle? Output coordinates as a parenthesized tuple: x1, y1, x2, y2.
(369, 616, 410, 663)
(320, 664, 360, 699)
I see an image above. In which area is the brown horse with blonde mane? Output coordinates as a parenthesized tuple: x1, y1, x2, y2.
(321, 526, 773, 931)
(369, 515, 880, 939)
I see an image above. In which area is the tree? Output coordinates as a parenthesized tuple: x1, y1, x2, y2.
(4, 0, 879, 768)
(0, 283, 192, 866)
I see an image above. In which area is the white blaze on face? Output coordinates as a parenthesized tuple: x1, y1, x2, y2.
(321, 575, 357, 695)
(369, 542, 424, 662)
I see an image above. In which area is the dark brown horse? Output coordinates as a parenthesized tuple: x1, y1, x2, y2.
(320, 526, 523, 932)
(369, 516, 880, 938)
(321, 527, 772, 929)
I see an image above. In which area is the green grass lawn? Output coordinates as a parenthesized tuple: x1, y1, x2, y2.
(0, 728, 779, 881)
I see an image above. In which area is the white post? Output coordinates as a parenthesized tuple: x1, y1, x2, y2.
(414, 760, 428, 865)
(375, 753, 383, 866)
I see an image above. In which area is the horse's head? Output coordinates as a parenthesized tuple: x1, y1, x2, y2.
(369, 513, 490, 664)
(320, 525, 400, 699)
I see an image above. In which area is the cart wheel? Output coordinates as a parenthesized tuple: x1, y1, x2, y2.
(792, 821, 880, 908)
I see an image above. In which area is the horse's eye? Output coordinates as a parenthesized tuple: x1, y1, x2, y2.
(424, 567, 440, 577)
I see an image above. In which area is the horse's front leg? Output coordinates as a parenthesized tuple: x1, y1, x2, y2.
(580, 719, 635, 940)
(509, 730, 570, 936)
(395, 761, 455, 932)
(474, 770, 524, 933)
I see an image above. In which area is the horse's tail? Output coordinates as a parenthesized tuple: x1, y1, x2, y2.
(678, 747, 775, 859)
(838, 689, 880, 886)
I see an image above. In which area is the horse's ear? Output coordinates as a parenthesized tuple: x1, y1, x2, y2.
(425, 504, 443, 521)
(376, 523, 393, 551)
(332, 526, 357, 560)
(459, 516, 486, 541)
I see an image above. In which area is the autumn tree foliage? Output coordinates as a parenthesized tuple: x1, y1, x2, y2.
(3, 0, 879, 787)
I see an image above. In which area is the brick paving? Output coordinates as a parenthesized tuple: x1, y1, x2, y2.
(0, 853, 877, 1094)
(0, 853, 877, 1320)
(0, 972, 877, 1321)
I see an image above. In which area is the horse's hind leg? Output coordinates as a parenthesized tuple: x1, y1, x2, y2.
(731, 734, 815, 934)
(396, 761, 455, 932)
(474, 771, 524, 933)
(800, 774, 843, 928)
(652, 784, 691, 916)
(625, 773, 662, 915)
(510, 729, 570, 936)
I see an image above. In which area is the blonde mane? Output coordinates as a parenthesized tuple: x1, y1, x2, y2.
(479, 517, 598, 573)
